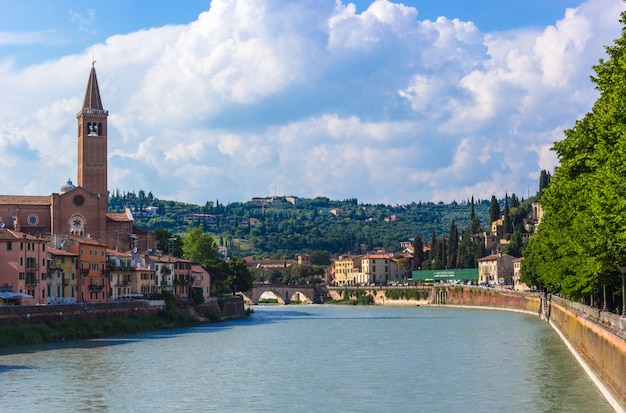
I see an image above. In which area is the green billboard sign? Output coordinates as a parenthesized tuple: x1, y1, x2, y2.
(411, 268, 478, 282)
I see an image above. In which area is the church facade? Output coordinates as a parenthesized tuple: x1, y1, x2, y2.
(0, 65, 154, 253)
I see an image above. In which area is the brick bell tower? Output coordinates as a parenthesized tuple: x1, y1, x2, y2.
(77, 63, 108, 199)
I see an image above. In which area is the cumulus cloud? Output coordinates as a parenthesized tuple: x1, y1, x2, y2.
(0, 0, 623, 205)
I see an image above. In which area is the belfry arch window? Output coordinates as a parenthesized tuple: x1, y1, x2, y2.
(87, 122, 102, 136)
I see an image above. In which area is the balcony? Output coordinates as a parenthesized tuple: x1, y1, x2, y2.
(80, 269, 90, 276)
(62, 279, 70, 286)
(25, 276, 39, 286)
(88, 284, 104, 291)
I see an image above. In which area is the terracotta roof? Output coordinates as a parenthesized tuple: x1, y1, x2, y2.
(48, 247, 79, 257)
(66, 234, 106, 246)
(0, 228, 44, 241)
(106, 249, 132, 257)
(107, 212, 133, 222)
(0, 195, 51, 205)
(478, 253, 512, 261)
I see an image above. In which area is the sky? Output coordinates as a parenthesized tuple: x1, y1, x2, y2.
(0, 0, 624, 206)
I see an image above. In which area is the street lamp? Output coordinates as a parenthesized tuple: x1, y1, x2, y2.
(620, 266, 626, 317)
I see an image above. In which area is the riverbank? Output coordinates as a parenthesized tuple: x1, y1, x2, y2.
(0, 295, 246, 348)
(326, 285, 625, 412)
(441, 286, 626, 413)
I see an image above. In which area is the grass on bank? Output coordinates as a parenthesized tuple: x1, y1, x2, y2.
(0, 291, 200, 348)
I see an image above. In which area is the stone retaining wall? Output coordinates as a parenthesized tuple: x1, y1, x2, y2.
(0, 295, 246, 325)
(549, 297, 626, 407)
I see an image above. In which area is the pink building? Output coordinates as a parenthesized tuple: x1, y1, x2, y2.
(0, 228, 48, 305)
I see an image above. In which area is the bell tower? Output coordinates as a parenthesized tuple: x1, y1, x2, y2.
(77, 63, 108, 199)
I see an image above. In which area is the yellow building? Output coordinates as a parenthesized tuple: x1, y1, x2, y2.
(333, 255, 360, 286)
(47, 247, 79, 304)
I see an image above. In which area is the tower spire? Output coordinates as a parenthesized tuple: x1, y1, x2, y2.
(82, 63, 104, 111)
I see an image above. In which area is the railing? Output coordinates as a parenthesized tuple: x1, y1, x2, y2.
(62, 279, 70, 286)
(88, 284, 104, 291)
(80, 269, 89, 276)
(25, 276, 38, 286)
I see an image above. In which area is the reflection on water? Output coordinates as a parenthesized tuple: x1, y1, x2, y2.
(0, 305, 615, 413)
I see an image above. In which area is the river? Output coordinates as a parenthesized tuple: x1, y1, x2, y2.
(0, 305, 615, 412)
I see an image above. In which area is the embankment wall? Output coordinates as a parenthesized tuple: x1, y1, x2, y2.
(548, 296, 626, 407)
(444, 286, 625, 411)
(0, 295, 245, 325)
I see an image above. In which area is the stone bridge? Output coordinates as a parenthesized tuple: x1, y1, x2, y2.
(240, 284, 326, 305)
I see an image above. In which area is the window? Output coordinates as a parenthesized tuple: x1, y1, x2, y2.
(20, 242, 23, 250)
(6, 242, 11, 250)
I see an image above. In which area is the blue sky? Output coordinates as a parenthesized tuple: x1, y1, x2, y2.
(0, 0, 624, 205)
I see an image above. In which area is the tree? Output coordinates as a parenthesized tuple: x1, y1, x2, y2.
(447, 220, 458, 269)
(155, 227, 183, 256)
(502, 228, 523, 258)
(488, 195, 501, 225)
(539, 170, 551, 195)
(228, 258, 254, 293)
(468, 196, 482, 234)
(523, 13, 626, 302)
(182, 225, 218, 264)
(502, 193, 512, 235)
(412, 235, 424, 270)
(309, 250, 331, 265)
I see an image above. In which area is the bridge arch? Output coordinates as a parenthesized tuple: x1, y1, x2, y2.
(242, 284, 318, 305)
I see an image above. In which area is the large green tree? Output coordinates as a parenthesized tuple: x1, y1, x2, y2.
(523, 13, 626, 301)
(182, 225, 219, 263)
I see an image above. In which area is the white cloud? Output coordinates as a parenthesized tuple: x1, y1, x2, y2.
(0, 0, 624, 205)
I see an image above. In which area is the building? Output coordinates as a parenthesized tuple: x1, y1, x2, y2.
(0, 64, 154, 255)
(47, 247, 79, 304)
(0, 228, 49, 305)
(361, 253, 397, 285)
(512, 257, 533, 291)
(477, 253, 515, 286)
(332, 255, 361, 286)
(191, 264, 212, 301)
(298, 254, 311, 265)
(145, 253, 194, 300)
(63, 235, 109, 303)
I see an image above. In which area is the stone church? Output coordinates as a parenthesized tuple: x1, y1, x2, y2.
(0, 65, 154, 252)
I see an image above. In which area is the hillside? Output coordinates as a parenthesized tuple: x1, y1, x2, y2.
(108, 192, 520, 258)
